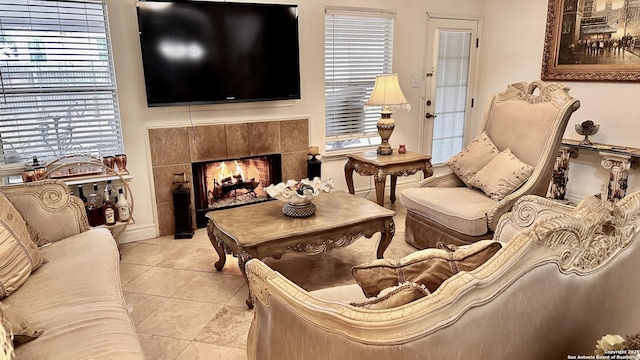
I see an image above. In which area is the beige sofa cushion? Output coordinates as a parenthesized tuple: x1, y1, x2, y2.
(3, 228, 144, 360)
(446, 131, 499, 186)
(401, 187, 497, 236)
(0, 302, 43, 346)
(468, 149, 534, 201)
(0, 194, 45, 298)
(352, 240, 502, 297)
(349, 282, 430, 310)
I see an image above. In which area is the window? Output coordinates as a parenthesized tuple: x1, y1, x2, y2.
(431, 30, 473, 164)
(0, 0, 123, 166)
(324, 8, 394, 152)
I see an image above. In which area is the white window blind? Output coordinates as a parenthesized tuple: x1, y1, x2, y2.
(324, 9, 394, 152)
(0, 0, 123, 166)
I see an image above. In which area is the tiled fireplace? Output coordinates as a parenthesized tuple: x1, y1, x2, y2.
(191, 154, 282, 227)
(149, 118, 309, 236)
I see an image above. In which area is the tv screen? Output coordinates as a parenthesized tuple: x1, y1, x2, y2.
(136, 1, 300, 106)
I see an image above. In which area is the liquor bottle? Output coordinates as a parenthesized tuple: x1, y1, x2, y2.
(104, 180, 112, 199)
(93, 183, 103, 206)
(102, 187, 117, 225)
(77, 185, 88, 208)
(87, 194, 105, 227)
(117, 187, 130, 222)
(88, 184, 105, 226)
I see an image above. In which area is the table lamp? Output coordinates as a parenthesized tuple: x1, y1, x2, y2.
(365, 74, 411, 155)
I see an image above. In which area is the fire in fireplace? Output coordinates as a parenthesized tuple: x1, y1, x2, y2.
(192, 154, 281, 227)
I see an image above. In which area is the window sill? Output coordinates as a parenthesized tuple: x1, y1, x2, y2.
(323, 146, 379, 161)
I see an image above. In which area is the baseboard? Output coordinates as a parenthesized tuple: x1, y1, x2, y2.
(117, 223, 158, 244)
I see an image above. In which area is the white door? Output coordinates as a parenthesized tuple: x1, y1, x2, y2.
(421, 17, 479, 165)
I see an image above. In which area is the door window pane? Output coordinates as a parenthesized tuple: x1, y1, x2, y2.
(431, 30, 472, 164)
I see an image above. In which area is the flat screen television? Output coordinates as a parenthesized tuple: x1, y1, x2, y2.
(136, 1, 300, 106)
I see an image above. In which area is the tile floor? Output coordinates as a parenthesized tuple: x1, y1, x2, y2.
(119, 194, 416, 360)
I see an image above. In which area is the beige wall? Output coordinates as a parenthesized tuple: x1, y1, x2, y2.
(106, 0, 484, 239)
(478, 0, 640, 203)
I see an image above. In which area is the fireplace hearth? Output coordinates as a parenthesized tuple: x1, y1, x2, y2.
(192, 154, 282, 227)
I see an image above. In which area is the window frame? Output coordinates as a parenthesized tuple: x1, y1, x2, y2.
(0, 0, 124, 174)
(324, 7, 395, 154)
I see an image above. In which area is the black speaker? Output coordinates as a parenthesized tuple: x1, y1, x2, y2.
(173, 185, 194, 239)
(307, 154, 321, 179)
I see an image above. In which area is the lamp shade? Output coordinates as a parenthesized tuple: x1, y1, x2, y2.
(365, 74, 411, 111)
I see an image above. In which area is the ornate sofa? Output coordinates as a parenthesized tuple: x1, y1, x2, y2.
(0, 180, 144, 359)
(400, 80, 581, 249)
(245, 191, 640, 359)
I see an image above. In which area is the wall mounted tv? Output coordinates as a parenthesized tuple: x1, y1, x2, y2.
(136, 1, 300, 106)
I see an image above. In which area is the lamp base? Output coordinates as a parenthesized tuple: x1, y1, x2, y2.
(377, 111, 395, 156)
(377, 143, 393, 155)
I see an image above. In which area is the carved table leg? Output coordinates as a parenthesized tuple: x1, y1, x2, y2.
(422, 164, 433, 180)
(344, 159, 356, 195)
(600, 153, 631, 203)
(390, 174, 398, 203)
(207, 221, 227, 271)
(374, 168, 386, 206)
(236, 252, 255, 309)
(376, 219, 395, 259)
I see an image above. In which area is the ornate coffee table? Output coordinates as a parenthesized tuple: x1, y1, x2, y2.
(206, 191, 395, 308)
(345, 150, 433, 206)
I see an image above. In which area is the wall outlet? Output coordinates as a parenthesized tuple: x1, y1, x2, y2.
(411, 75, 422, 88)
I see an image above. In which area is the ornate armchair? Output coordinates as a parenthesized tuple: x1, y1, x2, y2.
(401, 80, 580, 249)
(245, 191, 640, 359)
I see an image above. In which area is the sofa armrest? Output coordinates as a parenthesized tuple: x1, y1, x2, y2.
(1, 179, 90, 243)
(493, 195, 573, 242)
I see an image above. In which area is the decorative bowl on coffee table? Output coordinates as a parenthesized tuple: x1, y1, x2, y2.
(265, 177, 334, 217)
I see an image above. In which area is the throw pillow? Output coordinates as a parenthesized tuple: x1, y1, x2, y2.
(468, 149, 535, 201)
(0, 194, 45, 298)
(0, 302, 43, 346)
(446, 131, 500, 186)
(349, 282, 430, 310)
(352, 240, 502, 298)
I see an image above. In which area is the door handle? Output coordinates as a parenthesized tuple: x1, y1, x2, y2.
(425, 112, 437, 119)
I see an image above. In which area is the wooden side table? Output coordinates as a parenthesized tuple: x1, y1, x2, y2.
(345, 150, 433, 206)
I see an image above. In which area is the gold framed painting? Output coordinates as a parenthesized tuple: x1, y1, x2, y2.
(541, 0, 640, 82)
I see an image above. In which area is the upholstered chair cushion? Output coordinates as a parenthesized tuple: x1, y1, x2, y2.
(401, 187, 498, 236)
(349, 282, 430, 310)
(446, 131, 500, 186)
(352, 240, 502, 297)
(0, 302, 43, 346)
(468, 149, 534, 201)
(0, 194, 45, 298)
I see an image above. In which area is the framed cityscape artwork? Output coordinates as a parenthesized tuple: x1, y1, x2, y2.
(541, 0, 640, 81)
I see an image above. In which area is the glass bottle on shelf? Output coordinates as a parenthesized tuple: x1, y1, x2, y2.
(77, 185, 88, 208)
(117, 187, 130, 222)
(104, 180, 112, 199)
(103, 183, 117, 225)
(93, 183, 103, 206)
(88, 184, 105, 226)
(87, 194, 105, 227)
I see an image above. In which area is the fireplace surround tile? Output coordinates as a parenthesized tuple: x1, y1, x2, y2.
(225, 123, 251, 159)
(189, 124, 228, 162)
(156, 201, 176, 237)
(281, 151, 308, 181)
(249, 121, 281, 156)
(149, 127, 191, 166)
(153, 164, 193, 204)
(149, 118, 309, 236)
(280, 119, 309, 153)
